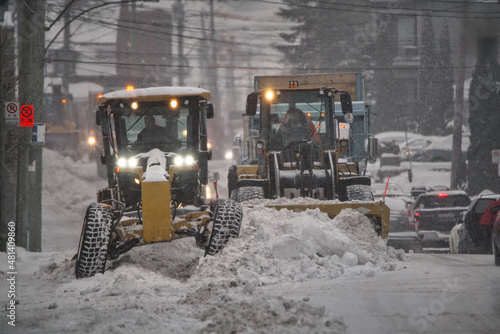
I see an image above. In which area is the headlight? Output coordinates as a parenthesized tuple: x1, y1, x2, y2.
(185, 155, 195, 165)
(173, 155, 196, 166)
(225, 150, 233, 160)
(206, 185, 212, 200)
(87, 136, 96, 146)
(265, 89, 274, 101)
(117, 157, 138, 168)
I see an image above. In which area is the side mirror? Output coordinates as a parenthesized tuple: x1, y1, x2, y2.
(490, 205, 500, 214)
(246, 92, 258, 116)
(206, 103, 214, 119)
(367, 136, 378, 163)
(340, 93, 353, 115)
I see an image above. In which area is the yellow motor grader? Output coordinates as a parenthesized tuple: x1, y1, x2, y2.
(75, 86, 243, 278)
(228, 73, 389, 237)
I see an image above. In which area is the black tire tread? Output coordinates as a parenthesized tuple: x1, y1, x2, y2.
(205, 199, 243, 256)
(346, 184, 374, 201)
(75, 203, 113, 278)
(237, 186, 264, 202)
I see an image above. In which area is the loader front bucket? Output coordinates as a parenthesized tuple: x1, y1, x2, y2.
(249, 201, 390, 239)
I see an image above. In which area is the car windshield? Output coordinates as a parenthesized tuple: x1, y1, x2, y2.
(417, 194, 470, 208)
(474, 198, 498, 214)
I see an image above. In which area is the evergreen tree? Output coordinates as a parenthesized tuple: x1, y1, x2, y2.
(418, 15, 441, 135)
(372, 14, 402, 133)
(467, 38, 500, 195)
(275, 0, 373, 72)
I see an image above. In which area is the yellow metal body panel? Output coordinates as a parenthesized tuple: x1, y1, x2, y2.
(236, 165, 260, 179)
(114, 212, 212, 247)
(255, 73, 359, 101)
(142, 180, 172, 243)
(249, 201, 390, 239)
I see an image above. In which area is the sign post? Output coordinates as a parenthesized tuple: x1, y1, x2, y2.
(491, 149, 500, 176)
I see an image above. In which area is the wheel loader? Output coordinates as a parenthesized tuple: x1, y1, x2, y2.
(227, 73, 389, 238)
(75, 86, 243, 278)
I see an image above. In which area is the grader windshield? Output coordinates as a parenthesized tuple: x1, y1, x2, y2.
(116, 101, 192, 154)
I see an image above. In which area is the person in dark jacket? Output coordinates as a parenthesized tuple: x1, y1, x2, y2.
(275, 107, 321, 148)
(134, 115, 166, 152)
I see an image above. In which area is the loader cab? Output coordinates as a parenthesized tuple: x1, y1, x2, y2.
(248, 87, 351, 154)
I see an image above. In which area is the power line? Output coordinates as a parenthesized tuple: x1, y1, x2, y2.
(52, 57, 481, 72)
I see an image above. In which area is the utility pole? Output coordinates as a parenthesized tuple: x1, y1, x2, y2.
(173, 0, 185, 85)
(63, 0, 70, 94)
(208, 0, 225, 158)
(199, 11, 209, 88)
(0, 10, 5, 253)
(1, 3, 17, 253)
(209, 0, 218, 101)
(450, 3, 468, 190)
(17, 0, 45, 251)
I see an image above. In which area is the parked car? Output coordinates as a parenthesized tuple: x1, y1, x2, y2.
(385, 197, 423, 253)
(458, 193, 500, 254)
(399, 135, 436, 161)
(492, 206, 500, 265)
(411, 190, 471, 248)
(411, 135, 470, 162)
(449, 211, 465, 254)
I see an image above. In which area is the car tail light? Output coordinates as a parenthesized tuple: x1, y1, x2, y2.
(407, 205, 417, 229)
(438, 193, 448, 197)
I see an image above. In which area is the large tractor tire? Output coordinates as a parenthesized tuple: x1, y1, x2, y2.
(230, 189, 239, 202)
(205, 199, 243, 256)
(75, 203, 113, 278)
(346, 184, 374, 201)
(237, 186, 265, 203)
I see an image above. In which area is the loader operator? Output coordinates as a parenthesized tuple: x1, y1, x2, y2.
(275, 107, 321, 148)
(133, 115, 167, 152)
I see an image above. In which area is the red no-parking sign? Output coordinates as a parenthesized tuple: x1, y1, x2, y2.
(20, 105, 33, 127)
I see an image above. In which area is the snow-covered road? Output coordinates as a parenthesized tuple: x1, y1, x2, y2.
(263, 253, 500, 334)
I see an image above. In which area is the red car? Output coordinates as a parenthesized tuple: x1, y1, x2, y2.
(492, 205, 500, 266)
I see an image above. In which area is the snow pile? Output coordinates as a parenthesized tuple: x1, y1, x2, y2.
(42, 149, 100, 217)
(15, 199, 403, 333)
(195, 205, 402, 285)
